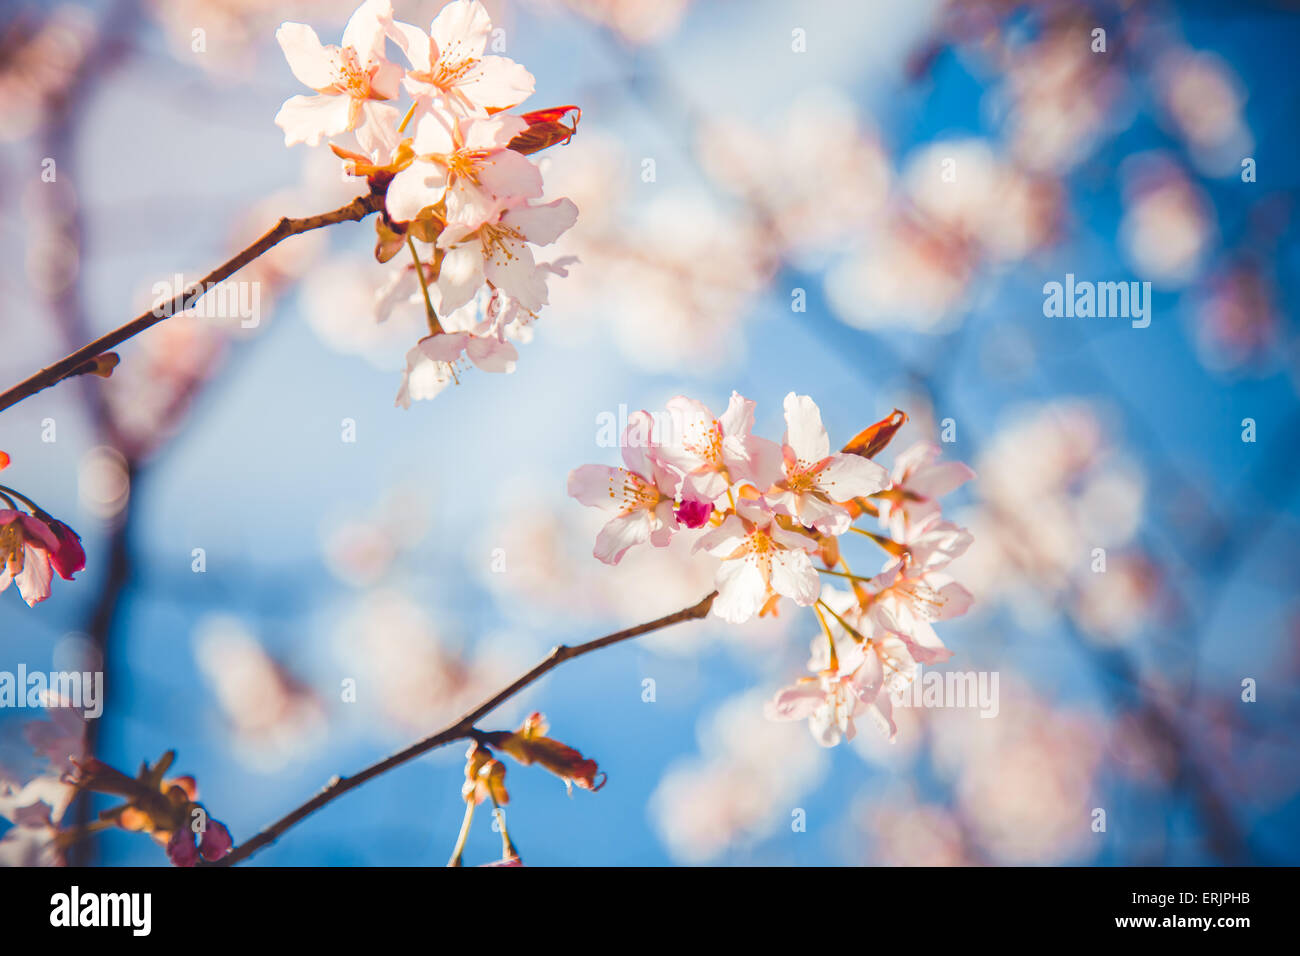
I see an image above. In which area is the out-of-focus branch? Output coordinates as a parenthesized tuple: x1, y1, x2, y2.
(210, 591, 718, 867)
(0, 192, 386, 415)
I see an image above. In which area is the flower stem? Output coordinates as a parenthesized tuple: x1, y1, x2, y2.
(408, 237, 443, 336)
(397, 101, 419, 134)
(447, 800, 475, 867)
(816, 566, 875, 584)
(816, 598, 869, 645)
(0, 484, 45, 515)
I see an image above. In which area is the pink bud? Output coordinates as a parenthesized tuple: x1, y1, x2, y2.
(166, 828, 200, 867)
(675, 499, 713, 529)
(46, 520, 85, 581)
(199, 819, 234, 862)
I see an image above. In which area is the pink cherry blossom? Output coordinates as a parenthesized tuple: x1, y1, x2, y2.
(654, 392, 782, 505)
(394, 329, 517, 408)
(767, 392, 889, 535)
(865, 558, 974, 665)
(899, 513, 974, 571)
(385, 0, 535, 117)
(877, 441, 976, 540)
(694, 500, 820, 623)
(274, 0, 404, 148)
(765, 587, 917, 744)
(383, 112, 542, 227)
(436, 198, 579, 313)
(0, 511, 60, 607)
(568, 412, 683, 565)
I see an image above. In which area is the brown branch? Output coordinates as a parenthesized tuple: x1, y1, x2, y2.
(210, 590, 717, 867)
(0, 191, 386, 415)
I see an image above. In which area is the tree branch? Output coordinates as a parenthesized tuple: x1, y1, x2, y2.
(210, 590, 718, 866)
(0, 191, 386, 415)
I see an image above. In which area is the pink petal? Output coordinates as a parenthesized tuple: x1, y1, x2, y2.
(274, 93, 353, 147)
(275, 23, 339, 90)
(782, 392, 831, 463)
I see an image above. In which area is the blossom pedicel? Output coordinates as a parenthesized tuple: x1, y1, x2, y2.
(569, 395, 976, 746)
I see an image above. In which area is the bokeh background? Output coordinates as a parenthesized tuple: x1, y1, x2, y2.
(1, 0, 1298, 866)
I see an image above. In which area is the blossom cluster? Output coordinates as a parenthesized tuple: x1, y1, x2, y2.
(69, 751, 233, 867)
(455, 712, 604, 866)
(273, 0, 580, 406)
(569, 394, 976, 746)
(0, 451, 85, 608)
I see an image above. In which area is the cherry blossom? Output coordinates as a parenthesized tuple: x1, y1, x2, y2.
(384, 0, 535, 117)
(0, 511, 59, 607)
(568, 411, 683, 565)
(865, 558, 973, 665)
(695, 499, 821, 624)
(876, 440, 976, 540)
(394, 329, 517, 408)
(655, 392, 781, 505)
(383, 112, 542, 227)
(767, 392, 889, 535)
(274, 0, 404, 148)
(435, 197, 579, 313)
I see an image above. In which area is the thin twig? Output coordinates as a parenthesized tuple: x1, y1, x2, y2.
(0, 191, 386, 415)
(210, 590, 717, 866)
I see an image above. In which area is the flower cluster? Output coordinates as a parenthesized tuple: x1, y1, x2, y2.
(0, 451, 85, 608)
(569, 394, 976, 745)
(273, 0, 580, 406)
(67, 751, 232, 867)
(452, 712, 603, 866)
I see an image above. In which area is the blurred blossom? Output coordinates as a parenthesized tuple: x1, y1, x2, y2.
(930, 680, 1104, 864)
(104, 316, 222, 455)
(855, 795, 972, 866)
(1, 694, 85, 868)
(302, 256, 423, 366)
(0, 5, 95, 143)
(695, 89, 891, 265)
(953, 400, 1145, 628)
(0, 774, 75, 866)
(1155, 47, 1253, 177)
(146, 0, 359, 74)
(76, 445, 131, 519)
(827, 139, 1061, 333)
(194, 616, 326, 772)
(24, 693, 87, 777)
(1119, 153, 1213, 286)
(997, 21, 1128, 174)
(555, 190, 767, 370)
(1192, 261, 1281, 374)
(330, 589, 516, 735)
(1070, 551, 1161, 646)
(902, 140, 1062, 265)
(541, 133, 768, 369)
(320, 485, 430, 586)
(650, 691, 827, 863)
(528, 0, 692, 44)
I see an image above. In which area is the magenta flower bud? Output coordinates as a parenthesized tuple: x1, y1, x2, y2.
(675, 499, 713, 529)
(46, 519, 85, 581)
